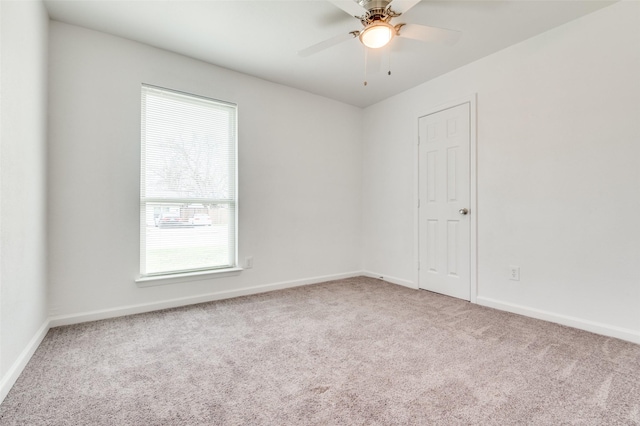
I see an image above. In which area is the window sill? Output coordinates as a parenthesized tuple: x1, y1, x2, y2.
(136, 267, 243, 287)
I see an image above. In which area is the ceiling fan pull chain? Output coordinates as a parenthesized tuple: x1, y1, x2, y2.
(388, 46, 392, 76)
(364, 47, 368, 86)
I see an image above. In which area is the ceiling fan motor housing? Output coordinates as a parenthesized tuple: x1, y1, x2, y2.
(357, 0, 401, 27)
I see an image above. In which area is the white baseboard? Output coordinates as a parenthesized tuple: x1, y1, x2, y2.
(49, 271, 363, 328)
(0, 319, 50, 403)
(476, 296, 640, 345)
(362, 271, 418, 290)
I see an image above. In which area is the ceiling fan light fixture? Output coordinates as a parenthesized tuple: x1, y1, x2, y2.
(359, 21, 395, 49)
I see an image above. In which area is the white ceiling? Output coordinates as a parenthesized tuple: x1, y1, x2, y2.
(44, 0, 615, 108)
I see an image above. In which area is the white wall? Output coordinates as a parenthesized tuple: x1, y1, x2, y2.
(0, 0, 49, 397)
(363, 1, 640, 341)
(47, 21, 363, 319)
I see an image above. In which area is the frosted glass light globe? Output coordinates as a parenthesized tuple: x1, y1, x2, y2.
(360, 22, 394, 49)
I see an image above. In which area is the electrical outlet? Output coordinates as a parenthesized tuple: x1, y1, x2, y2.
(245, 256, 254, 269)
(509, 266, 520, 281)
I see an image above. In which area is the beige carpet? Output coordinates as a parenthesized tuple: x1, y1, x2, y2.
(1, 276, 639, 425)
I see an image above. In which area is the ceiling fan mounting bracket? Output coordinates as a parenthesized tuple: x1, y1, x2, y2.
(357, 0, 392, 12)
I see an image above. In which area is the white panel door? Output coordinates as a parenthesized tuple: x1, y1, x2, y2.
(418, 103, 471, 300)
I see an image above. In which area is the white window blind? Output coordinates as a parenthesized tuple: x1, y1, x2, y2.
(140, 84, 237, 277)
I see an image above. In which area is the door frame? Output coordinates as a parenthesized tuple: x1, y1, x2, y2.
(414, 94, 478, 303)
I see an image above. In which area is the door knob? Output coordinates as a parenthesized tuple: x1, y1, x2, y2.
(459, 208, 469, 215)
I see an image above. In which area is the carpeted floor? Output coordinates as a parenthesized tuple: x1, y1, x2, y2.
(1, 276, 639, 425)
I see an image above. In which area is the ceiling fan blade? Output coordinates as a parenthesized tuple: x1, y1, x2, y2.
(390, 0, 422, 15)
(297, 32, 358, 57)
(398, 23, 461, 46)
(327, 0, 367, 18)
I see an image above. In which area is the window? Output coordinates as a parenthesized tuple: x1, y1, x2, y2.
(140, 84, 237, 278)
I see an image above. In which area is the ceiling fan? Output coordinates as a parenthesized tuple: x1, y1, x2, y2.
(298, 0, 461, 57)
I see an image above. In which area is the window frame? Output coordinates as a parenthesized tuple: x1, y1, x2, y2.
(138, 84, 239, 281)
